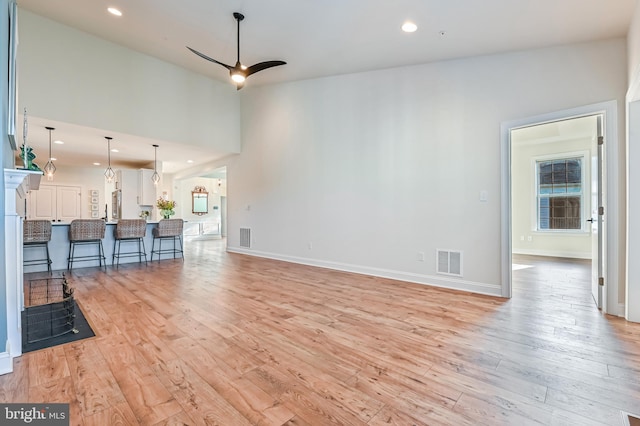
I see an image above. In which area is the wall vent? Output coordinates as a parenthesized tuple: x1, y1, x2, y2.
(436, 249, 463, 277)
(239, 228, 251, 248)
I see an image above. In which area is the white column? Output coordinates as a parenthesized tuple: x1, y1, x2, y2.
(3, 169, 41, 373)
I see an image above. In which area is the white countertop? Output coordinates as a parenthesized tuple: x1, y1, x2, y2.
(51, 220, 161, 226)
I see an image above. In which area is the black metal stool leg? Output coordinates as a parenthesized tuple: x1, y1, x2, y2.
(68, 242, 73, 270)
(141, 238, 147, 264)
(99, 241, 105, 267)
(45, 243, 52, 272)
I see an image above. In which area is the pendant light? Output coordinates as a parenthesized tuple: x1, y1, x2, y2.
(151, 144, 160, 185)
(43, 126, 56, 181)
(104, 136, 115, 183)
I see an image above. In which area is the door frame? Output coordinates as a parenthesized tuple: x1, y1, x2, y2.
(500, 100, 620, 315)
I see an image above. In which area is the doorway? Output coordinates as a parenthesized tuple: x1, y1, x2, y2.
(176, 166, 227, 245)
(500, 101, 620, 314)
(510, 115, 601, 308)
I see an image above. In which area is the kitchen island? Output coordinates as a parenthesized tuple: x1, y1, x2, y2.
(23, 221, 165, 272)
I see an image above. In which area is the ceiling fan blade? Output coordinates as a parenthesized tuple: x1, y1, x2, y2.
(186, 46, 233, 70)
(245, 61, 287, 77)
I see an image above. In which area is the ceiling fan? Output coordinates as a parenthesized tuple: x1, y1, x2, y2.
(187, 12, 286, 90)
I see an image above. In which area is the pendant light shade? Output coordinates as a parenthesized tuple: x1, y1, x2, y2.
(43, 126, 56, 181)
(104, 136, 115, 183)
(152, 144, 160, 185)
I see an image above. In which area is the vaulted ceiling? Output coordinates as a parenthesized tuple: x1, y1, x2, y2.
(15, 0, 636, 174)
(19, 0, 636, 86)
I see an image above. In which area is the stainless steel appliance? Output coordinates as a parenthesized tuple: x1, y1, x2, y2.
(112, 190, 121, 220)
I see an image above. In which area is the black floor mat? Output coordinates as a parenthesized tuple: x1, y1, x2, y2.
(21, 303, 95, 353)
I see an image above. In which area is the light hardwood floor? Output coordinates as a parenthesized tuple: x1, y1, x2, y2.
(1, 244, 639, 425)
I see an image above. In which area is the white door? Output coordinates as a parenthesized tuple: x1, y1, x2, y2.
(591, 115, 604, 309)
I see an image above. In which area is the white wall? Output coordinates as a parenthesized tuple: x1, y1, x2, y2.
(511, 122, 594, 259)
(17, 9, 240, 154)
(627, 101, 640, 321)
(626, 2, 640, 322)
(227, 39, 627, 296)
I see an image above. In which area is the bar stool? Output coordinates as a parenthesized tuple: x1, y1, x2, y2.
(151, 219, 184, 261)
(68, 219, 106, 270)
(113, 219, 147, 267)
(23, 220, 53, 272)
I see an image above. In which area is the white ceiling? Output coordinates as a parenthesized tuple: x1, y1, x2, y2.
(15, 0, 636, 174)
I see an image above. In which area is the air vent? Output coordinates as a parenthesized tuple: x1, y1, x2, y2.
(239, 228, 251, 248)
(436, 249, 463, 277)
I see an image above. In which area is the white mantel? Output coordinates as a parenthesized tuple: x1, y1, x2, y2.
(2, 168, 42, 374)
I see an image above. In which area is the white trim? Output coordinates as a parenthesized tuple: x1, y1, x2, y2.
(227, 247, 502, 297)
(0, 347, 13, 376)
(620, 410, 640, 426)
(501, 100, 619, 314)
(512, 248, 591, 259)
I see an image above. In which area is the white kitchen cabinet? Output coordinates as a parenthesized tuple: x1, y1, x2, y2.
(57, 186, 82, 221)
(138, 169, 157, 206)
(30, 185, 55, 220)
(29, 184, 81, 222)
(117, 169, 141, 219)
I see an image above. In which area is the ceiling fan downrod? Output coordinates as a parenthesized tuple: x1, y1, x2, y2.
(234, 12, 244, 65)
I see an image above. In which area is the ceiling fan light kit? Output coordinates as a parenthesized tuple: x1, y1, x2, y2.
(231, 72, 246, 83)
(187, 12, 286, 90)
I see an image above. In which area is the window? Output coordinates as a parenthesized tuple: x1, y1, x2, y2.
(537, 157, 583, 230)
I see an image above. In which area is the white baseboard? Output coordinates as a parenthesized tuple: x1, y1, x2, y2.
(512, 248, 591, 259)
(618, 303, 626, 318)
(0, 344, 14, 376)
(226, 248, 503, 297)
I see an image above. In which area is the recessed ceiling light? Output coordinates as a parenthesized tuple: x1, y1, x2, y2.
(402, 21, 417, 33)
(93, 162, 101, 166)
(54, 140, 64, 145)
(187, 160, 194, 164)
(50, 157, 57, 161)
(111, 149, 119, 153)
(107, 7, 122, 17)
